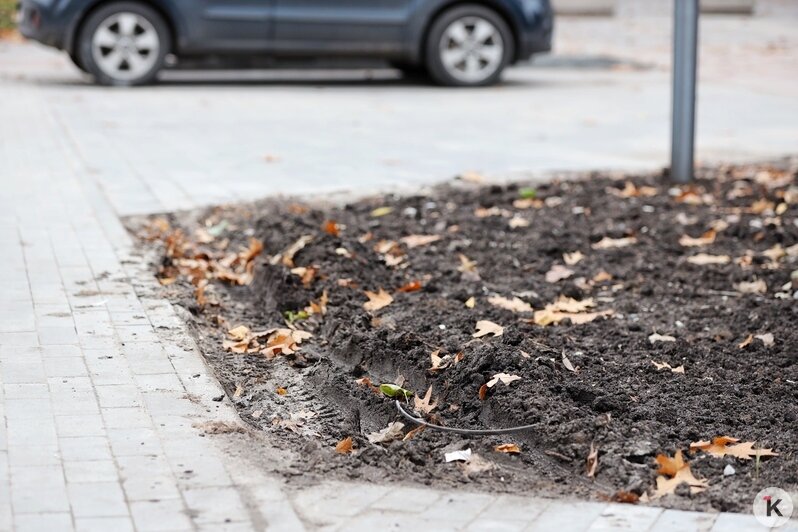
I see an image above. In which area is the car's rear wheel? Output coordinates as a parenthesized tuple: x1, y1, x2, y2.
(77, 2, 169, 86)
(425, 5, 514, 87)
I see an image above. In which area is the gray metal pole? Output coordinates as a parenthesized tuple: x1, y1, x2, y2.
(671, 0, 699, 183)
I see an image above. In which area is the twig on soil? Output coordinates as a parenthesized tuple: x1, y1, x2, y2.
(395, 401, 538, 435)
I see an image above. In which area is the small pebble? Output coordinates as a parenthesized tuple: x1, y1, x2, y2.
(723, 464, 736, 476)
(675, 320, 685, 328)
(642, 205, 655, 213)
(438, 324, 446, 330)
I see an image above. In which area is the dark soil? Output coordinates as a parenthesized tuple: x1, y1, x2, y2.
(134, 160, 798, 513)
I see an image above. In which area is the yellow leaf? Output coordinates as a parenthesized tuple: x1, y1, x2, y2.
(690, 436, 778, 460)
(651, 451, 708, 499)
(371, 206, 393, 217)
(464, 296, 476, 308)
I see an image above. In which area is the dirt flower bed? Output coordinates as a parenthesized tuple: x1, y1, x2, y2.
(136, 161, 798, 513)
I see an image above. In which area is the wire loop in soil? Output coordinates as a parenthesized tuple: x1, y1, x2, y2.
(395, 401, 539, 435)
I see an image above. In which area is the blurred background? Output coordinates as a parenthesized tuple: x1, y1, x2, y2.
(1, 0, 797, 216)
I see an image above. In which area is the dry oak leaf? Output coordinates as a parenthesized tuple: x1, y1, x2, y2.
(648, 333, 676, 344)
(679, 229, 717, 247)
(690, 436, 778, 460)
(486, 373, 521, 388)
(563, 251, 585, 266)
(735, 279, 767, 294)
(608, 181, 658, 198)
(545, 264, 574, 283)
(532, 308, 612, 327)
(687, 253, 731, 265)
(414, 386, 437, 415)
(473, 320, 504, 338)
(652, 361, 685, 374)
(261, 328, 312, 358)
(494, 444, 521, 454)
(396, 280, 423, 293)
(363, 288, 394, 312)
(487, 295, 533, 313)
(400, 234, 441, 248)
(651, 451, 708, 499)
(592, 236, 637, 250)
(457, 254, 478, 273)
(223, 325, 258, 354)
(367, 421, 405, 444)
(586, 443, 599, 478)
(335, 437, 354, 454)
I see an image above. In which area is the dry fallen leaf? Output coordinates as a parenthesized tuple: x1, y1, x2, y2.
(687, 253, 731, 265)
(322, 220, 341, 237)
(649, 333, 676, 344)
(494, 443, 521, 454)
(371, 206, 393, 217)
(396, 280, 423, 293)
(414, 386, 437, 415)
(562, 353, 577, 373)
(508, 215, 530, 229)
(679, 229, 717, 247)
(478, 383, 488, 400)
(261, 328, 313, 358)
(460, 454, 495, 478)
(545, 264, 574, 283)
(464, 296, 476, 308)
(592, 236, 637, 250)
(608, 181, 658, 198)
(457, 254, 478, 273)
(755, 333, 775, 347)
(738, 334, 753, 349)
(563, 251, 585, 266)
(651, 451, 708, 499)
(487, 295, 532, 313)
(690, 436, 778, 460)
(473, 320, 504, 338)
(400, 234, 441, 249)
(735, 279, 767, 294)
(363, 288, 393, 312)
(486, 373, 521, 388)
(531, 296, 611, 326)
(652, 361, 685, 374)
(367, 422, 405, 444)
(586, 443, 599, 478)
(335, 437, 354, 454)
(276, 386, 288, 396)
(592, 270, 613, 283)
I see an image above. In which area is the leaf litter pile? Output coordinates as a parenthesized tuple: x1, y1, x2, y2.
(136, 162, 798, 512)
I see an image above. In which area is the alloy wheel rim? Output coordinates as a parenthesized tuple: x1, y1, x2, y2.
(92, 13, 159, 81)
(439, 16, 504, 83)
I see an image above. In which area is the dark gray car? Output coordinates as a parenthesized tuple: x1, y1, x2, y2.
(18, 0, 553, 86)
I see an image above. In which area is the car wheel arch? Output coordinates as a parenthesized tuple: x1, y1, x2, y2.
(67, 0, 179, 59)
(418, 0, 521, 65)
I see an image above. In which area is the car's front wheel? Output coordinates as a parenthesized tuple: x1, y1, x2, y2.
(77, 2, 169, 86)
(425, 5, 514, 87)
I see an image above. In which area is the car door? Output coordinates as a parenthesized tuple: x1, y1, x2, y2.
(272, 0, 416, 53)
(178, 0, 273, 51)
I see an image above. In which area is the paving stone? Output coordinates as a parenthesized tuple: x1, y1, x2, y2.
(650, 509, 717, 532)
(526, 500, 606, 531)
(67, 481, 129, 517)
(587, 504, 663, 531)
(369, 485, 442, 513)
(130, 499, 193, 531)
(709, 513, 769, 531)
(55, 415, 106, 438)
(74, 517, 135, 532)
(60, 437, 113, 462)
(43, 357, 89, 377)
(64, 460, 120, 483)
(184, 486, 250, 524)
(14, 512, 74, 532)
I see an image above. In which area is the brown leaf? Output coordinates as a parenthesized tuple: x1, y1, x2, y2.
(651, 361, 685, 374)
(486, 373, 521, 388)
(687, 253, 731, 265)
(563, 251, 585, 266)
(276, 386, 287, 396)
(478, 384, 488, 401)
(396, 280, 423, 293)
(367, 422, 405, 444)
(679, 229, 717, 247)
(335, 437, 354, 454)
(738, 334, 753, 349)
(690, 436, 778, 460)
(651, 451, 708, 499)
(586, 443, 599, 478)
(592, 270, 613, 283)
(363, 288, 393, 312)
(473, 320, 504, 338)
(322, 220, 341, 237)
(592, 236, 637, 250)
(608, 182, 658, 198)
(403, 425, 425, 441)
(413, 386, 437, 415)
(494, 443, 521, 454)
(545, 264, 574, 283)
(735, 279, 767, 294)
(290, 266, 318, 288)
(487, 295, 532, 313)
(261, 328, 312, 358)
(400, 234, 441, 248)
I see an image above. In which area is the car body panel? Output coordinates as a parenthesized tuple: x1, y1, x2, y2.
(18, 0, 552, 64)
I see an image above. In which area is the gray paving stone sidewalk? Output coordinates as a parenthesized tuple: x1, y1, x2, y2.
(2, 13, 798, 532)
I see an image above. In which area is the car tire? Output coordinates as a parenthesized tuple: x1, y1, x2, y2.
(425, 5, 514, 87)
(77, 2, 170, 86)
(68, 51, 88, 73)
